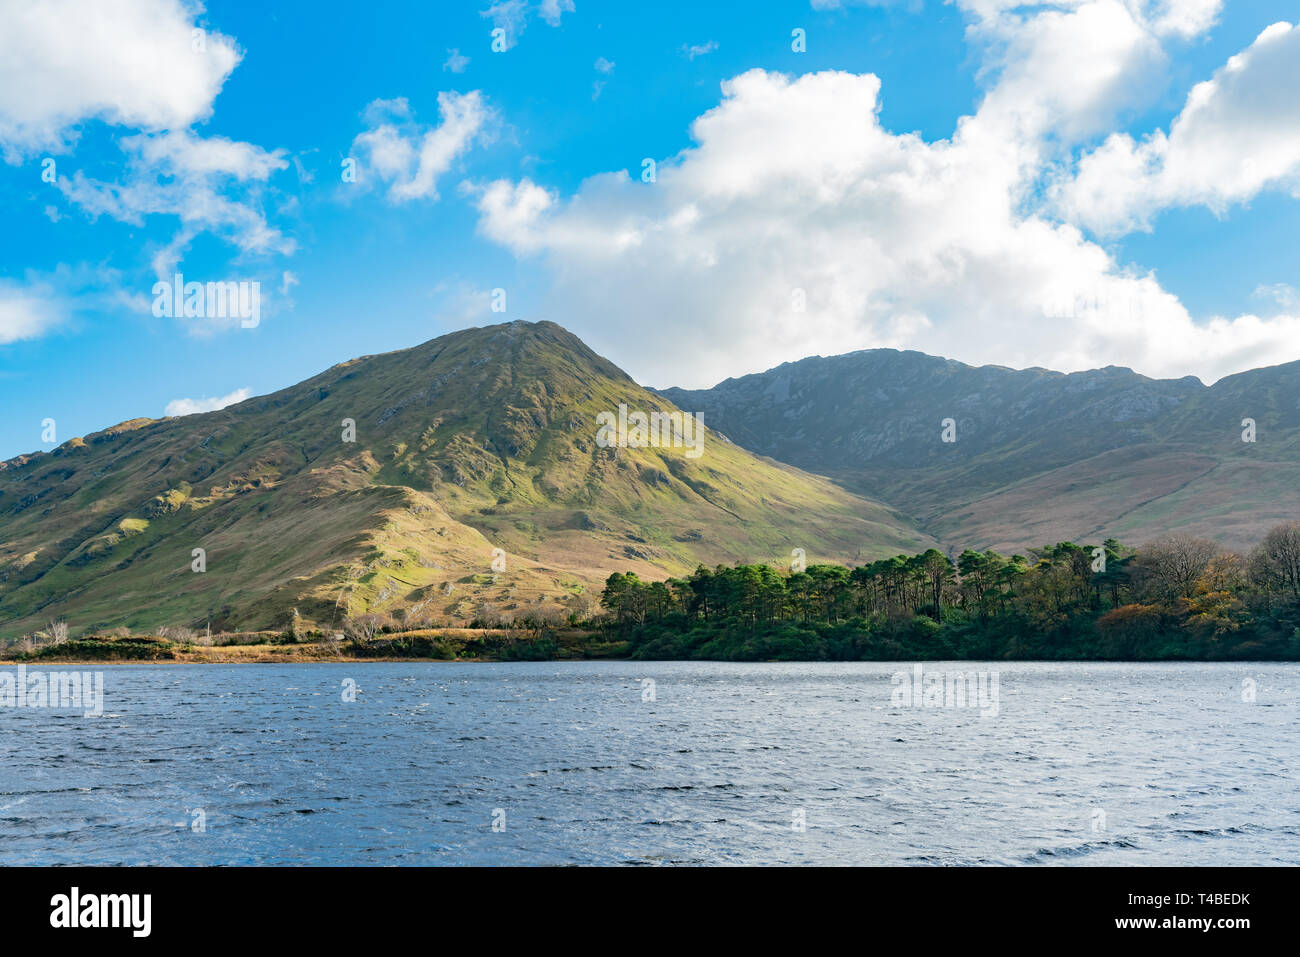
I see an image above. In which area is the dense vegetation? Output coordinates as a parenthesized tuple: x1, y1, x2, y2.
(601, 523, 1300, 661)
(11, 521, 1299, 663)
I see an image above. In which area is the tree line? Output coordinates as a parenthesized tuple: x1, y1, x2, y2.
(600, 523, 1300, 660)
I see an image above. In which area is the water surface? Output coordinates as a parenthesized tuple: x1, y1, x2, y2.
(2, 661, 1296, 865)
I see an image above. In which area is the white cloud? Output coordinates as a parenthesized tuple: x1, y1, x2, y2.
(681, 41, 719, 61)
(1253, 283, 1300, 312)
(481, 1, 572, 50)
(811, 0, 915, 8)
(0, 265, 154, 344)
(473, 178, 556, 254)
(0, 0, 241, 161)
(0, 279, 63, 344)
(59, 129, 293, 272)
(537, 0, 575, 28)
(444, 48, 470, 73)
(430, 279, 496, 327)
(592, 58, 614, 101)
(1147, 0, 1223, 39)
(960, 0, 1170, 148)
(351, 92, 491, 203)
(165, 387, 250, 417)
(482, 1, 528, 49)
(1056, 20, 1300, 235)
(129, 129, 285, 181)
(0, 0, 295, 281)
(472, 1, 1300, 389)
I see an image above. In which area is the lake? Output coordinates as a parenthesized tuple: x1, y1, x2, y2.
(1, 661, 1296, 865)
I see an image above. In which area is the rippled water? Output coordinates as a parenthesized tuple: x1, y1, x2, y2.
(1, 661, 1297, 865)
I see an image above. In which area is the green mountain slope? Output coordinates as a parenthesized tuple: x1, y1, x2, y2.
(0, 321, 931, 637)
(660, 350, 1300, 553)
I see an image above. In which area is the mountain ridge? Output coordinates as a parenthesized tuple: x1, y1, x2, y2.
(5, 320, 1295, 638)
(659, 346, 1300, 553)
(0, 321, 930, 637)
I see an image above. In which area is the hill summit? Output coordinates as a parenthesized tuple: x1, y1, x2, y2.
(0, 321, 927, 636)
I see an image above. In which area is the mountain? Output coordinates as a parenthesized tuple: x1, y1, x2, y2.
(0, 321, 931, 638)
(660, 349, 1300, 554)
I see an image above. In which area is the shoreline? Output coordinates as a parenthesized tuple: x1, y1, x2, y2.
(0, 628, 628, 666)
(2, 650, 597, 665)
(7, 653, 1298, 666)
(4, 627, 1297, 667)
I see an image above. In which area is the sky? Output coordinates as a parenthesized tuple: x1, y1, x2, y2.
(1, 0, 1299, 461)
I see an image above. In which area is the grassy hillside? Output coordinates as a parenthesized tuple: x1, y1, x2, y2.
(0, 321, 931, 638)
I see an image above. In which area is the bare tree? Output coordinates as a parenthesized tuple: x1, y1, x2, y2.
(1134, 535, 1219, 602)
(564, 592, 595, 623)
(343, 613, 388, 642)
(475, 602, 503, 628)
(48, 619, 69, 645)
(1250, 521, 1300, 604)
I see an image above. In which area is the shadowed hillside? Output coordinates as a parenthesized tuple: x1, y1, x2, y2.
(660, 350, 1300, 553)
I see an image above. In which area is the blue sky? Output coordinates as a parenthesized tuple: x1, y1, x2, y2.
(2, 0, 1299, 461)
